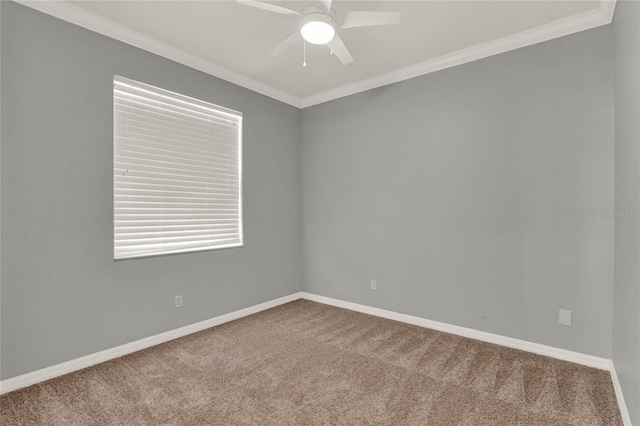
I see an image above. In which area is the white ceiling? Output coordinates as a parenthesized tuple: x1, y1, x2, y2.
(20, 0, 616, 107)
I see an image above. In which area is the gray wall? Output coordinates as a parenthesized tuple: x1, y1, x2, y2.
(301, 27, 615, 358)
(0, 2, 301, 380)
(613, 1, 640, 423)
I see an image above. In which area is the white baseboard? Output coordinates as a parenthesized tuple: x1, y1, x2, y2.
(0, 292, 302, 395)
(300, 292, 611, 369)
(299, 292, 631, 424)
(610, 362, 633, 426)
(0, 289, 632, 425)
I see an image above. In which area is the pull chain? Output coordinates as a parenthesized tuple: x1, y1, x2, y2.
(303, 41, 307, 67)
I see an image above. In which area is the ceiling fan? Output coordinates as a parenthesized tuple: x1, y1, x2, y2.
(236, 0, 400, 65)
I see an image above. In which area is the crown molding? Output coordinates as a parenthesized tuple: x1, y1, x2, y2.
(13, 0, 302, 108)
(14, 0, 616, 110)
(600, 0, 618, 23)
(301, 0, 618, 108)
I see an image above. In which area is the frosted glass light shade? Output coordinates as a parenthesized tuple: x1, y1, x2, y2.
(300, 13, 336, 45)
(301, 21, 335, 44)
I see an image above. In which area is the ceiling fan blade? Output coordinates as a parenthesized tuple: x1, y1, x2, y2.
(327, 34, 353, 65)
(319, 0, 333, 13)
(236, 0, 300, 16)
(270, 32, 302, 56)
(340, 11, 400, 29)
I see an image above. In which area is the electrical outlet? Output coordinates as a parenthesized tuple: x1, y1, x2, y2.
(175, 295, 183, 308)
(370, 280, 377, 291)
(559, 309, 571, 326)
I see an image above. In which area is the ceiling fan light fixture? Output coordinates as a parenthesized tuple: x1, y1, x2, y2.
(300, 13, 335, 45)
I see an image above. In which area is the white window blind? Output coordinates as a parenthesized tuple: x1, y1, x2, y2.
(114, 76, 242, 260)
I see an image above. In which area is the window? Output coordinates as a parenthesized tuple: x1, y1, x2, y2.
(113, 76, 242, 260)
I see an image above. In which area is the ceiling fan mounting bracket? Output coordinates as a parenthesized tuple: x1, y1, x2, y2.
(301, 5, 337, 21)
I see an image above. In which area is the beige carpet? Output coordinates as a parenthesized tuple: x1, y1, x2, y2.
(0, 300, 622, 425)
